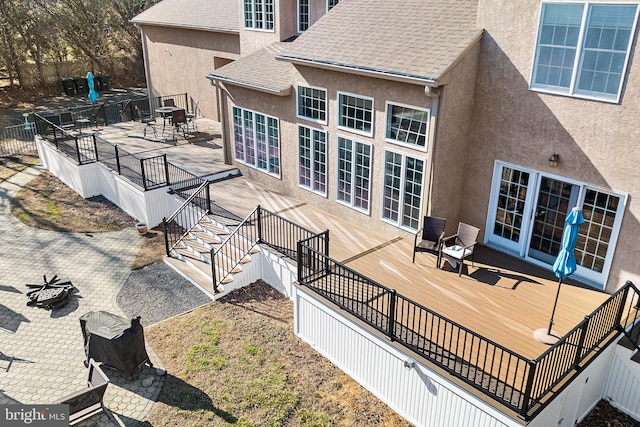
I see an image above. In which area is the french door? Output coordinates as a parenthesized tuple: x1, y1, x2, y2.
(486, 162, 626, 288)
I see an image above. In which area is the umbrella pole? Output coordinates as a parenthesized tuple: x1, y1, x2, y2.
(547, 278, 563, 335)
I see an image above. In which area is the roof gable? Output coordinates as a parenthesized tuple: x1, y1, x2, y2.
(278, 0, 482, 83)
(131, 0, 239, 33)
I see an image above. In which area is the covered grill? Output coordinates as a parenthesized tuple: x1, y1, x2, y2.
(79, 311, 152, 377)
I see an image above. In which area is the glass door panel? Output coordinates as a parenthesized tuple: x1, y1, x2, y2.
(576, 189, 620, 274)
(488, 165, 533, 254)
(527, 177, 579, 264)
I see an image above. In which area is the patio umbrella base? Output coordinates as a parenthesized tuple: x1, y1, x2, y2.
(534, 328, 560, 345)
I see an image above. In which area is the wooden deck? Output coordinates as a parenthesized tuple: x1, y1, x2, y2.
(92, 122, 611, 360)
(206, 176, 610, 361)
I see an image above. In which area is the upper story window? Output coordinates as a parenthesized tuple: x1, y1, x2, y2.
(328, 0, 340, 11)
(299, 0, 309, 32)
(385, 102, 430, 150)
(531, 2, 639, 103)
(338, 92, 374, 137)
(297, 85, 327, 124)
(244, 0, 274, 30)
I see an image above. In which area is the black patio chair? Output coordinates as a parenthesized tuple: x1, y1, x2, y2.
(135, 106, 157, 140)
(171, 108, 188, 138)
(412, 216, 447, 264)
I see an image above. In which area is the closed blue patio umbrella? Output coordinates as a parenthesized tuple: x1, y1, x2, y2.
(87, 72, 99, 103)
(546, 207, 585, 336)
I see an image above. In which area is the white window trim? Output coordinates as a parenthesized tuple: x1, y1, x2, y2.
(384, 101, 430, 152)
(297, 0, 309, 33)
(298, 125, 328, 197)
(337, 91, 375, 138)
(336, 135, 372, 215)
(232, 106, 281, 178)
(529, 2, 640, 103)
(327, 0, 339, 12)
(485, 160, 627, 289)
(243, 0, 275, 32)
(296, 84, 328, 125)
(380, 148, 425, 232)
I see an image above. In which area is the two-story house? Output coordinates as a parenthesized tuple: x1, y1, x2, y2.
(191, 0, 639, 293)
(130, 0, 640, 425)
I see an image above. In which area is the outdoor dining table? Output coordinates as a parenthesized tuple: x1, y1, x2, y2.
(155, 106, 185, 141)
(155, 106, 184, 132)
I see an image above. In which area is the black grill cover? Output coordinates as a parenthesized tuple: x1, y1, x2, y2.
(79, 311, 151, 376)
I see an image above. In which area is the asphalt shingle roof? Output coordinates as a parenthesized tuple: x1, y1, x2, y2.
(207, 43, 294, 94)
(131, 0, 239, 33)
(278, 0, 482, 83)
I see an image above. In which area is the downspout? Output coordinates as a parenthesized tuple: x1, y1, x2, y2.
(212, 80, 232, 165)
(424, 85, 440, 216)
(140, 27, 152, 97)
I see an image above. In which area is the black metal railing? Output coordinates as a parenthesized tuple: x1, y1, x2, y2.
(619, 281, 640, 347)
(211, 205, 321, 288)
(295, 237, 639, 421)
(166, 162, 205, 200)
(163, 181, 211, 256)
(1, 123, 37, 156)
(34, 112, 178, 190)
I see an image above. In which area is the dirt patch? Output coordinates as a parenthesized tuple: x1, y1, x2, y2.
(10, 171, 135, 233)
(145, 281, 410, 427)
(0, 153, 40, 182)
(132, 226, 167, 270)
(577, 400, 640, 427)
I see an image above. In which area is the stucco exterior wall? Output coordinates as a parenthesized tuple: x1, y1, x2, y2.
(467, 0, 640, 291)
(430, 40, 481, 236)
(141, 25, 240, 119)
(240, 0, 298, 54)
(221, 66, 442, 240)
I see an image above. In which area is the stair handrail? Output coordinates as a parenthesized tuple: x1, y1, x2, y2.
(210, 206, 260, 289)
(163, 180, 211, 256)
(619, 281, 640, 347)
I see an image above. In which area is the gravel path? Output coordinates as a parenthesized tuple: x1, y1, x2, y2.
(116, 263, 212, 327)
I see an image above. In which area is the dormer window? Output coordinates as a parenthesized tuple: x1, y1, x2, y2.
(531, 2, 639, 103)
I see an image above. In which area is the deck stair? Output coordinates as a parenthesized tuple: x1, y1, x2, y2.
(618, 320, 640, 363)
(167, 212, 260, 297)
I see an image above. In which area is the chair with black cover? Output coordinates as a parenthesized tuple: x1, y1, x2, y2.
(135, 106, 157, 139)
(412, 216, 447, 264)
(59, 112, 75, 131)
(438, 222, 480, 277)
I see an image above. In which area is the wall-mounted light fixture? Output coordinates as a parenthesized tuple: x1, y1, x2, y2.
(548, 153, 560, 168)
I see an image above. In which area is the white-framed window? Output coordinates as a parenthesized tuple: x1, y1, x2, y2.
(297, 85, 327, 124)
(327, 0, 339, 11)
(298, 125, 327, 195)
(298, 0, 309, 32)
(233, 106, 280, 176)
(337, 136, 372, 213)
(244, 0, 275, 30)
(338, 92, 374, 137)
(385, 102, 430, 150)
(382, 150, 424, 231)
(531, 2, 639, 103)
